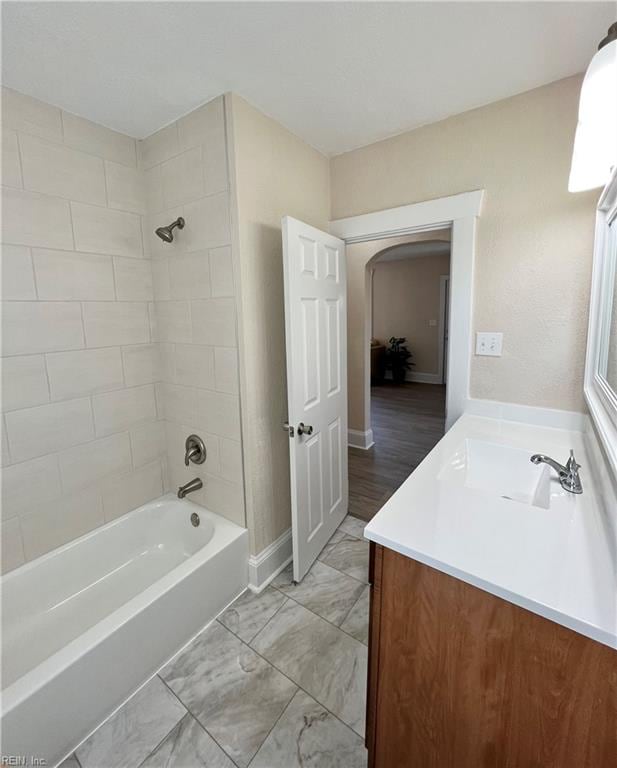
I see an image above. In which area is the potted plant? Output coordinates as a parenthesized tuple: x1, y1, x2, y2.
(385, 337, 414, 384)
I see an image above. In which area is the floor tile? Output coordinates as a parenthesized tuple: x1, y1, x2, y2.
(161, 620, 297, 767)
(140, 713, 235, 768)
(76, 676, 186, 768)
(272, 560, 365, 625)
(218, 585, 287, 643)
(320, 536, 370, 582)
(340, 586, 370, 645)
(251, 600, 367, 737)
(337, 515, 366, 540)
(318, 528, 346, 562)
(250, 689, 367, 768)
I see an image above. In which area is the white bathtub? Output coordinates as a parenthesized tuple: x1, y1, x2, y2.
(1, 493, 248, 766)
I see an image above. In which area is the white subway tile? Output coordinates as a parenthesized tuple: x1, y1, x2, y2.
(1, 517, 25, 573)
(152, 300, 191, 343)
(161, 147, 204, 207)
(140, 123, 179, 169)
(113, 256, 153, 301)
(62, 111, 137, 166)
(2, 87, 62, 141)
(209, 245, 234, 297)
(160, 383, 197, 425)
(20, 488, 104, 560)
(0, 417, 9, 467)
(202, 472, 244, 525)
(2, 186, 73, 249)
(102, 461, 162, 521)
(220, 438, 243, 483)
(2, 301, 84, 355)
(19, 134, 106, 205)
(152, 256, 171, 300)
(122, 344, 160, 385)
(144, 164, 164, 213)
(130, 420, 166, 468)
(177, 97, 228, 193)
(71, 202, 142, 258)
(2, 130, 22, 188)
(191, 298, 236, 346)
(46, 347, 124, 400)
(6, 397, 94, 462)
(175, 344, 215, 389)
(2, 244, 36, 299)
(169, 252, 211, 300)
(159, 343, 176, 383)
(105, 161, 146, 214)
(92, 384, 156, 436)
(59, 432, 131, 493)
(214, 347, 239, 394)
(2, 454, 62, 520)
(83, 302, 149, 347)
(33, 248, 115, 300)
(183, 192, 231, 252)
(196, 389, 241, 439)
(2, 355, 49, 411)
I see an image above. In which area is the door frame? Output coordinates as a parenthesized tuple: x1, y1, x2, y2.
(330, 189, 483, 430)
(438, 274, 450, 385)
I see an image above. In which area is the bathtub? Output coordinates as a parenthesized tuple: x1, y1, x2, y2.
(1, 493, 248, 766)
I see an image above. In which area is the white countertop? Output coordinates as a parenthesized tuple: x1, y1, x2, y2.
(364, 414, 617, 649)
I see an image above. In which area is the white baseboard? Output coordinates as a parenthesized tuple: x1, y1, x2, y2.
(463, 397, 586, 431)
(247, 528, 292, 593)
(348, 428, 375, 450)
(383, 370, 443, 385)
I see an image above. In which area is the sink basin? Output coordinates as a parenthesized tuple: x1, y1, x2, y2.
(439, 439, 552, 509)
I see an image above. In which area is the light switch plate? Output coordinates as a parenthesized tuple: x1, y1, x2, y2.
(476, 332, 503, 356)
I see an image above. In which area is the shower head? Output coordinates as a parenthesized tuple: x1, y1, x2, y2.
(155, 217, 185, 243)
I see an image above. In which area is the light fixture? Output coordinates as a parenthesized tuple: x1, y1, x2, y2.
(569, 22, 617, 193)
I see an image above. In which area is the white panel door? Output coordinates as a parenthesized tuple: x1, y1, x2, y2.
(282, 216, 348, 582)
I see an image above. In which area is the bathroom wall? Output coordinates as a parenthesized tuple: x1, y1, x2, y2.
(1, 87, 165, 571)
(140, 96, 245, 526)
(227, 94, 330, 555)
(372, 251, 451, 376)
(331, 75, 599, 413)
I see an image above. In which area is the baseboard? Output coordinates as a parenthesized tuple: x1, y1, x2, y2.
(383, 371, 443, 385)
(247, 528, 293, 593)
(348, 428, 375, 450)
(463, 397, 587, 431)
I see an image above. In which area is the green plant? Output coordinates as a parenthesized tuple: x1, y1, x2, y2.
(385, 337, 414, 384)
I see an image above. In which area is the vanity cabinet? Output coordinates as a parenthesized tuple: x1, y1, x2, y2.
(366, 543, 617, 768)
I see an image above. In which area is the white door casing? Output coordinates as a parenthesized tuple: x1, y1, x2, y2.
(282, 216, 348, 582)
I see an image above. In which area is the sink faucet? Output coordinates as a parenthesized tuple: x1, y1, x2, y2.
(530, 450, 583, 494)
(178, 477, 203, 499)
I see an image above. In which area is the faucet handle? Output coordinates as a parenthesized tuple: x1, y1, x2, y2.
(566, 449, 581, 472)
(185, 434, 206, 466)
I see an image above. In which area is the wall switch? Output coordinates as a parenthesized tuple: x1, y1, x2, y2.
(475, 332, 503, 357)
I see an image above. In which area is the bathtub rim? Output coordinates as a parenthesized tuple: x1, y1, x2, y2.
(1, 493, 247, 713)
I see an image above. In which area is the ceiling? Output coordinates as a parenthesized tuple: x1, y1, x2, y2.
(375, 240, 451, 263)
(2, 2, 615, 155)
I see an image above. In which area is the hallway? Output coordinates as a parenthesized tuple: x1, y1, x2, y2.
(348, 383, 446, 522)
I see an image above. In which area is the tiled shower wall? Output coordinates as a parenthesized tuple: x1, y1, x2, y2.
(141, 96, 245, 528)
(1, 87, 166, 572)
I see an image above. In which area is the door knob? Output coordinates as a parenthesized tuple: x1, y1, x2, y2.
(297, 422, 313, 436)
(282, 421, 294, 437)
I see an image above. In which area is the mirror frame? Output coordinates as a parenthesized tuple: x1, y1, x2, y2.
(585, 165, 617, 478)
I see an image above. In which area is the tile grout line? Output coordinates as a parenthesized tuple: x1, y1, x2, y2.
(244, 687, 302, 768)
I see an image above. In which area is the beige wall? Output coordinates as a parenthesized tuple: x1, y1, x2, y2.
(332, 76, 599, 413)
(1, 87, 165, 571)
(228, 94, 330, 555)
(141, 96, 245, 527)
(373, 252, 451, 375)
(347, 232, 449, 432)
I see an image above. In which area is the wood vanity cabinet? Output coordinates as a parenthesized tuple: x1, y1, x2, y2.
(366, 542, 617, 768)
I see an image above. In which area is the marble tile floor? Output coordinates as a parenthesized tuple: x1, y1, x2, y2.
(61, 515, 370, 768)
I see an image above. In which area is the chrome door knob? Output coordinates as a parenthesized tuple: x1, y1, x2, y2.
(297, 422, 313, 436)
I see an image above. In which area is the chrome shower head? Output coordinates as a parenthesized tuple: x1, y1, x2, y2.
(155, 217, 185, 243)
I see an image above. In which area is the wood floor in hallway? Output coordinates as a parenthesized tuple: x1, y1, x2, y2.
(348, 382, 446, 522)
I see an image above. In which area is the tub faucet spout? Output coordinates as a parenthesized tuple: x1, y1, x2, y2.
(178, 477, 203, 499)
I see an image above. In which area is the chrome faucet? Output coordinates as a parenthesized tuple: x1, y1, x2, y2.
(530, 450, 583, 494)
(177, 477, 203, 499)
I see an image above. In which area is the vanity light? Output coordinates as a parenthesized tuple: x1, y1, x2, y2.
(568, 22, 617, 192)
